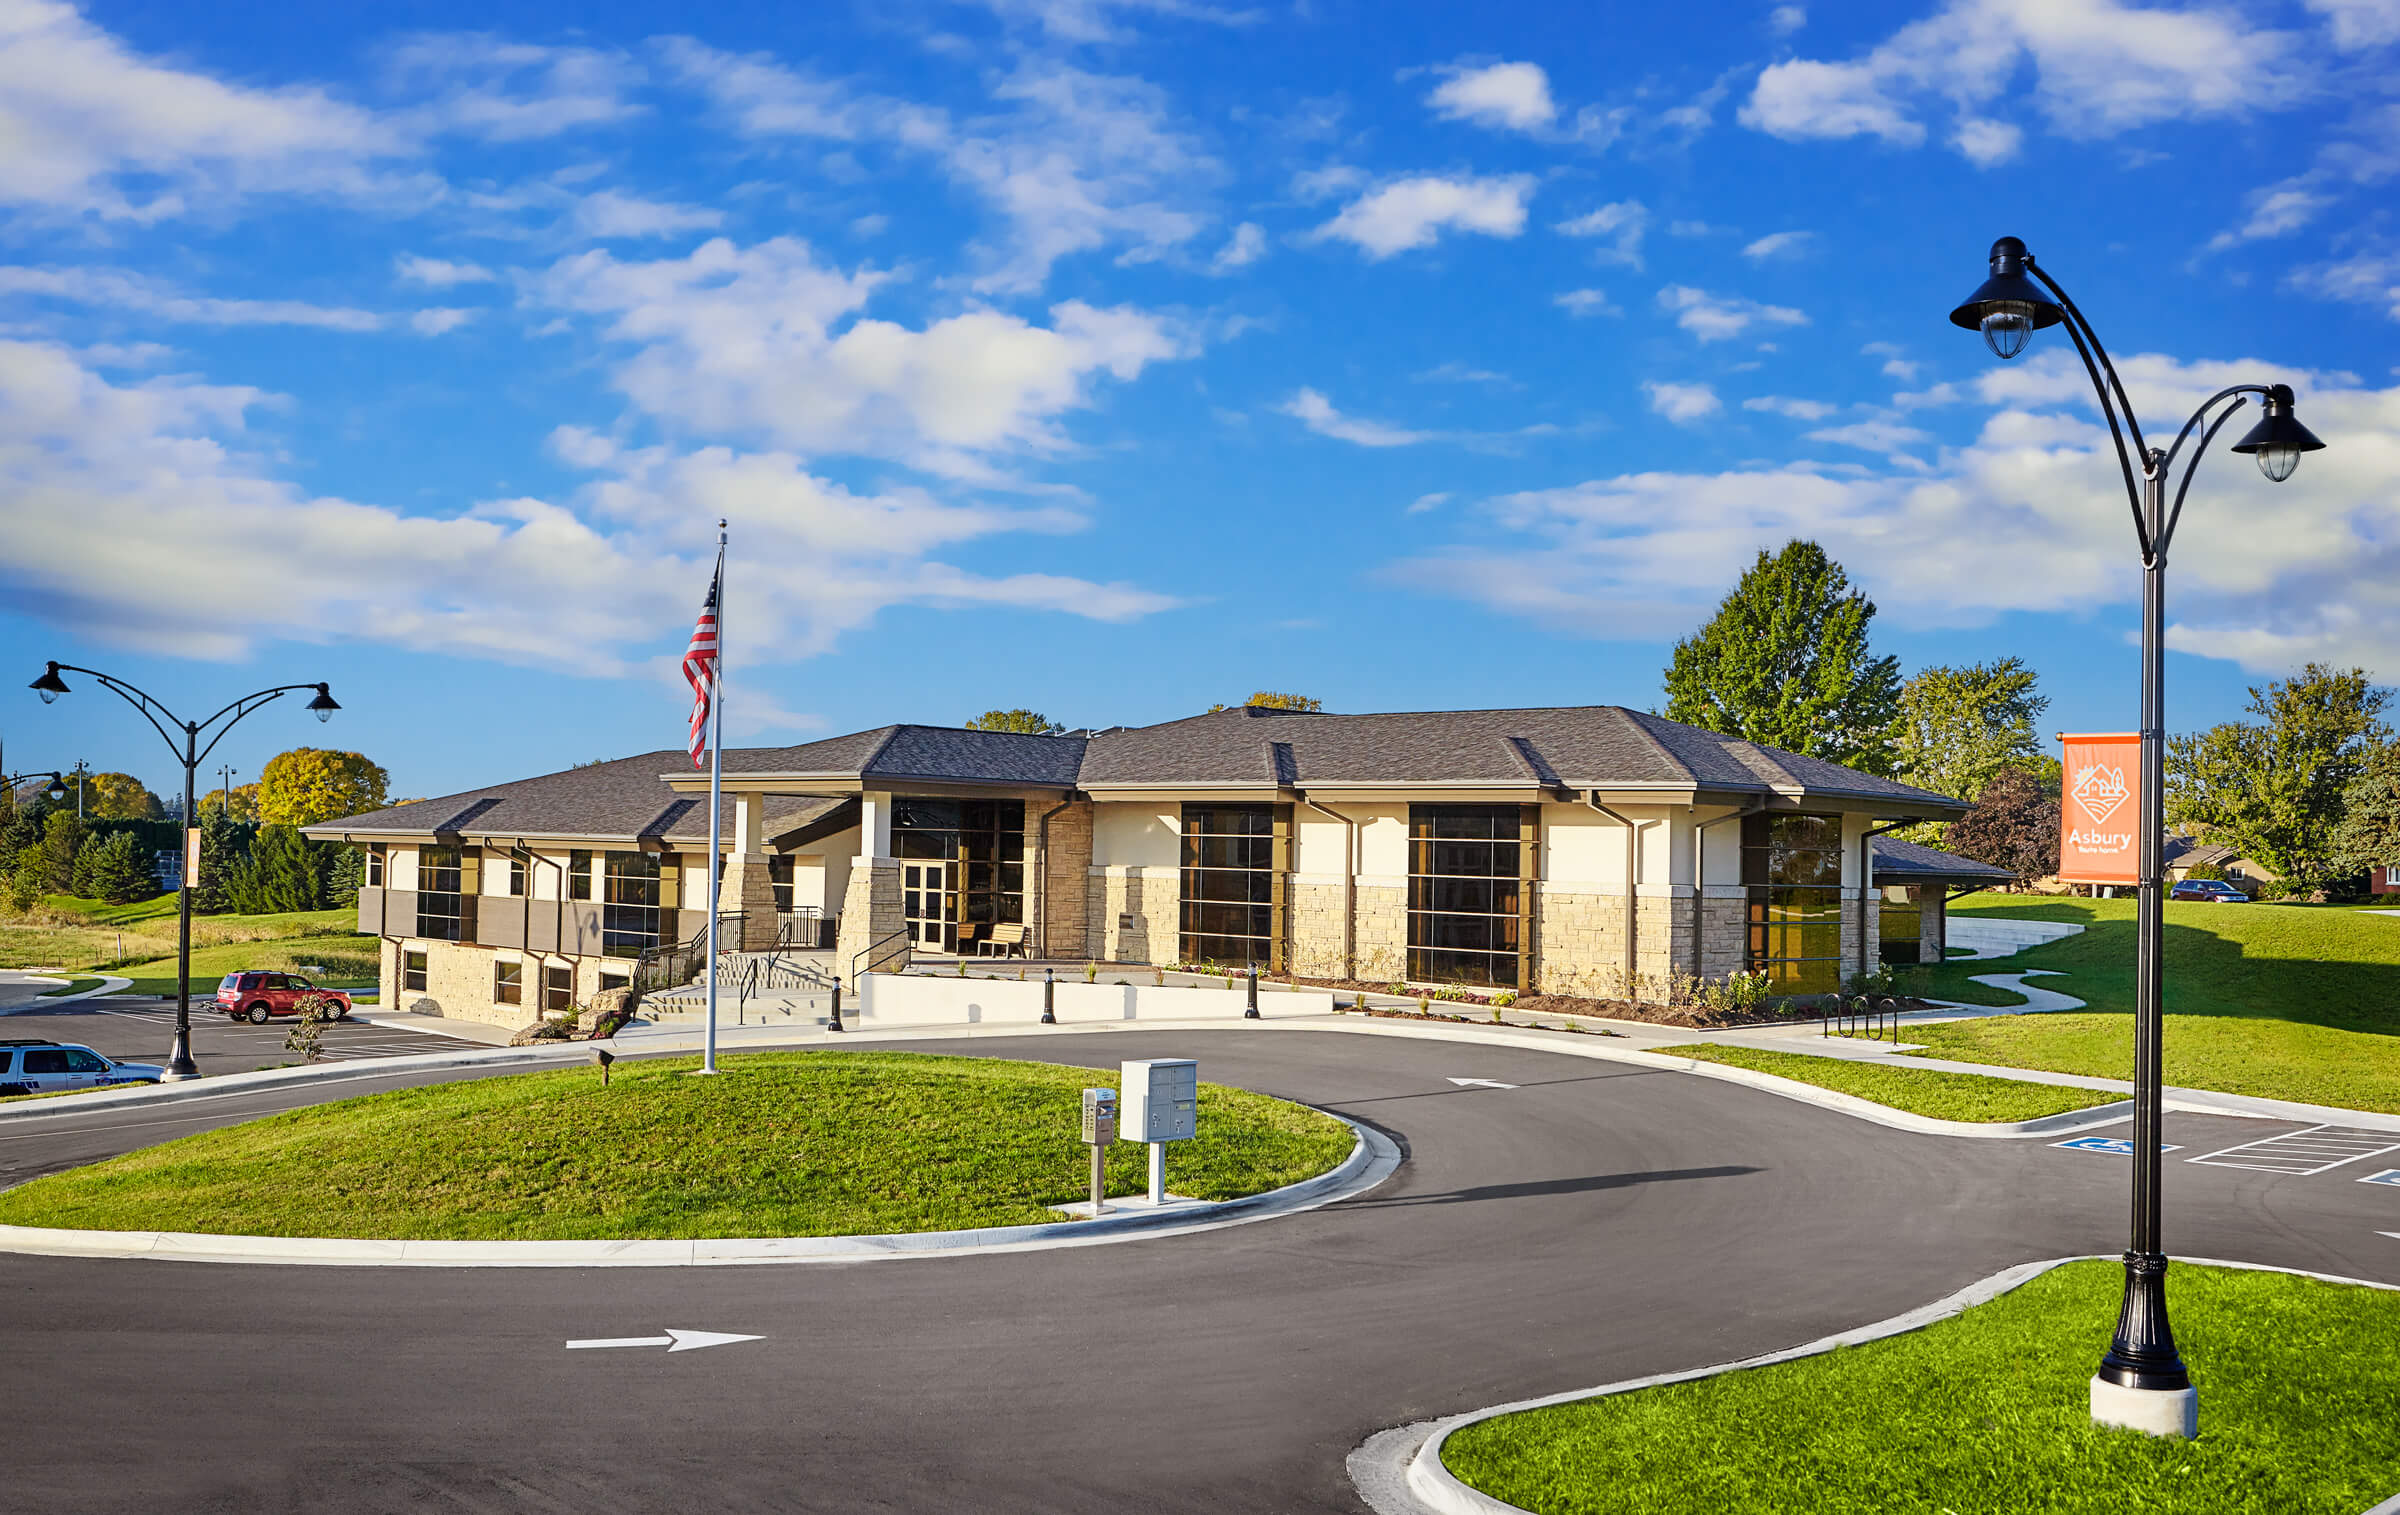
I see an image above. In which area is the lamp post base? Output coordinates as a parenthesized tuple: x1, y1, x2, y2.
(159, 1068, 202, 1084)
(2089, 1376, 2198, 1439)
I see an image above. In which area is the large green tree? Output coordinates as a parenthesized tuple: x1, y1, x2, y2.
(1662, 540, 1902, 773)
(1888, 659, 2049, 838)
(2332, 740, 2400, 884)
(224, 823, 322, 914)
(1941, 762, 2061, 883)
(964, 709, 1065, 734)
(258, 749, 390, 827)
(2166, 663, 2392, 896)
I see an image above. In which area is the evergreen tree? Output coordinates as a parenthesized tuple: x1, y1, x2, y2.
(1662, 540, 1902, 774)
(190, 809, 251, 915)
(85, 831, 158, 905)
(323, 843, 366, 908)
(37, 811, 86, 897)
(236, 824, 323, 914)
(71, 832, 107, 898)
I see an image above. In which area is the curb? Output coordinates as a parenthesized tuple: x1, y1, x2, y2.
(23, 974, 134, 1005)
(1355, 1256, 2400, 1515)
(0, 1112, 1400, 1269)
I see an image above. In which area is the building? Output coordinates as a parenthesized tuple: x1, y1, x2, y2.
(2163, 835, 2279, 896)
(1868, 835, 2015, 964)
(305, 704, 1977, 1029)
(2373, 862, 2400, 897)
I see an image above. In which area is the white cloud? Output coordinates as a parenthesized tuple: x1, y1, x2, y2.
(1381, 350, 2400, 677)
(0, 265, 386, 331)
(2292, 247, 2400, 320)
(1554, 288, 1620, 318)
(1805, 416, 1933, 466)
(1740, 230, 1814, 261)
(1863, 341, 1920, 381)
(2205, 184, 2337, 253)
(382, 33, 644, 142)
(1556, 199, 1649, 269)
(662, 42, 1213, 293)
(1769, 4, 1806, 35)
(1644, 380, 1721, 424)
(1657, 285, 1807, 342)
(1416, 362, 1514, 385)
(2304, 0, 2400, 50)
(1743, 394, 1836, 420)
(1406, 491, 1451, 514)
(1425, 60, 1557, 133)
(1314, 174, 1536, 259)
(395, 254, 496, 287)
(1740, 0, 2311, 163)
(410, 307, 475, 335)
(0, 0, 410, 220)
(1951, 116, 2023, 165)
(0, 339, 1183, 672)
(532, 236, 1189, 476)
(962, 0, 1262, 45)
(1210, 221, 1266, 272)
(1279, 388, 1431, 447)
(571, 188, 726, 239)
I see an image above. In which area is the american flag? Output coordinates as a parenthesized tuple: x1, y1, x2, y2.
(682, 567, 721, 768)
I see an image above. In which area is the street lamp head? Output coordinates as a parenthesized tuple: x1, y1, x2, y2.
(307, 684, 341, 723)
(29, 663, 69, 704)
(1948, 235, 2064, 360)
(2229, 383, 2325, 483)
(43, 774, 67, 804)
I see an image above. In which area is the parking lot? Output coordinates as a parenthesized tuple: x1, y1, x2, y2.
(1, 995, 486, 1076)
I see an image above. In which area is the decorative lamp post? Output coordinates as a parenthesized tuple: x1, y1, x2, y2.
(1946, 236, 2323, 1440)
(29, 662, 341, 1081)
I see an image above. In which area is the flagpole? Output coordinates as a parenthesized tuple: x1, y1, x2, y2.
(702, 519, 726, 1076)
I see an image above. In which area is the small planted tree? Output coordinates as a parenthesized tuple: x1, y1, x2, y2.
(284, 993, 346, 1064)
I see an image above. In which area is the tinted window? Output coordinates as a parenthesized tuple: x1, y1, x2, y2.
(63, 1050, 110, 1073)
(219, 975, 241, 991)
(23, 1051, 68, 1074)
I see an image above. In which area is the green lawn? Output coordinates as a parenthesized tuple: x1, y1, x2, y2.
(1649, 1043, 2119, 1123)
(0, 1051, 1356, 1240)
(1443, 1260, 2400, 1515)
(1, 895, 362, 979)
(35, 976, 105, 997)
(113, 935, 377, 998)
(1898, 898, 2400, 1112)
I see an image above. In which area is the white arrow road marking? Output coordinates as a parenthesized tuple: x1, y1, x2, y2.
(566, 1329, 764, 1353)
(1446, 1077, 1519, 1090)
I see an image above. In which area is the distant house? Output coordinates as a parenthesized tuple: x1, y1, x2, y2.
(2374, 861, 2400, 897)
(1870, 837, 2015, 965)
(2164, 835, 2279, 896)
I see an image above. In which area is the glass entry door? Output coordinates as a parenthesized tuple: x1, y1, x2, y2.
(903, 860, 957, 953)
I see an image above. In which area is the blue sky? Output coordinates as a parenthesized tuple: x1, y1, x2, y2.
(4, 0, 2398, 803)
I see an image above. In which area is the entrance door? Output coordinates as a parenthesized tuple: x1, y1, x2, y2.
(902, 861, 957, 953)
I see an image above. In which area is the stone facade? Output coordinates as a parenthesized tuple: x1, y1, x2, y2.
(1035, 799, 1093, 960)
(728, 854, 779, 949)
(833, 858, 907, 986)
(377, 936, 637, 1031)
(1286, 879, 1350, 979)
(1087, 867, 1177, 965)
(1919, 892, 1945, 960)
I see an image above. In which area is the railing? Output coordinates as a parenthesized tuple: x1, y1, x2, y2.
(631, 912, 745, 997)
(848, 925, 912, 985)
(1820, 993, 1904, 1043)
(779, 908, 838, 950)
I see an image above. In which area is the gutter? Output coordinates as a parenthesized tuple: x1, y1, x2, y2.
(1857, 821, 1910, 981)
(1295, 791, 1363, 982)
(1690, 799, 1768, 980)
(1581, 793, 1655, 995)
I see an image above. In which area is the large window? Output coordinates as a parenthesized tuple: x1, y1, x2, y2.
(893, 799, 1025, 953)
(1877, 885, 1923, 966)
(365, 846, 383, 888)
(1408, 805, 1527, 988)
(1179, 804, 1283, 967)
(416, 845, 465, 941)
(602, 850, 662, 957)
(1745, 813, 1846, 994)
(569, 850, 592, 901)
(769, 854, 794, 913)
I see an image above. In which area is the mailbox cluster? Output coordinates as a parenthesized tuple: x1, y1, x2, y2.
(1073, 1060, 1201, 1215)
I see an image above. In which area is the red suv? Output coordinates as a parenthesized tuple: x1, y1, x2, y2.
(215, 972, 353, 1025)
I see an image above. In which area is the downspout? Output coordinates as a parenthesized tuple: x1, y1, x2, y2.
(1297, 793, 1361, 982)
(1691, 800, 1768, 981)
(1035, 795, 1074, 960)
(1582, 794, 1654, 996)
(1858, 821, 1909, 981)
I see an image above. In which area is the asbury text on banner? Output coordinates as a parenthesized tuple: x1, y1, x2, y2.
(2058, 732, 2140, 886)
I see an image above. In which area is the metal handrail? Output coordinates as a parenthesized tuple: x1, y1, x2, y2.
(848, 924, 912, 985)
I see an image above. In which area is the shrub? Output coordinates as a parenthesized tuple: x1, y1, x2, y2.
(1491, 990, 1518, 1009)
(1845, 965, 1898, 996)
(283, 992, 345, 1064)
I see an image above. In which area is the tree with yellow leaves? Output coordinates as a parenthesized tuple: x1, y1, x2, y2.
(257, 749, 391, 827)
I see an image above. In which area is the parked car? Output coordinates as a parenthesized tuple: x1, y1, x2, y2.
(215, 972, 354, 1025)
(2170, 879, 2251, 903)
(0, 1039, 165, 1097)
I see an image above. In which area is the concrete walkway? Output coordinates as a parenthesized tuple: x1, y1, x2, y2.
(1944, 916, 2085, 959)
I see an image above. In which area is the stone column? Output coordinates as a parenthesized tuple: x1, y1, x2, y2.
(833, 857, 906, 987)
(1036, 799, 1093, 960)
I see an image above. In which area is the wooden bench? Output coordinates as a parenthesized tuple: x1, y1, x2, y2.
(977, 923, 1029, 959)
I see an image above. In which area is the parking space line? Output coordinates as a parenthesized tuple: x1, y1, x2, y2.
(2186, 1125, 2400, 1178)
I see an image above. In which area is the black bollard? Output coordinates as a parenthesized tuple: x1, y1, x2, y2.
(1042, 967, 1057, 1024)
(1245, 965, 1261, 1019)
(827, 980, 846, 1033)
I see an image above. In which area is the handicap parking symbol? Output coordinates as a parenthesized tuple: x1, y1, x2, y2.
(2360, 1169, 2400, 1187)
(2054, 1136, 2183, 1156)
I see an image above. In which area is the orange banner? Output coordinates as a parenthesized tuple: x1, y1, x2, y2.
(2059, 733, 2141, 885)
